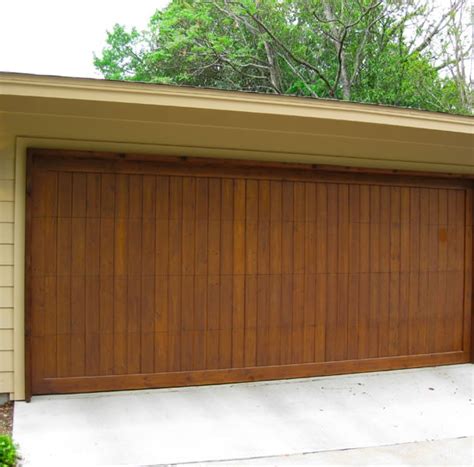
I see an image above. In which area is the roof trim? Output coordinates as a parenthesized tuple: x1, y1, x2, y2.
(1, 72, 472, 134)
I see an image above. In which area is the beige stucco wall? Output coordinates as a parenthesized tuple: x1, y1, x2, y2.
(0, 73, 472, 400)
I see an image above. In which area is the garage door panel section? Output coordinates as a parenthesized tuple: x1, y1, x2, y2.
(27, 151, 472, 395)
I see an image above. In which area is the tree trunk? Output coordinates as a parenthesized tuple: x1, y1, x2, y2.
(263, 39, 283, 93)
(322, 1, 351, 100)
(253, 0, 283, 93)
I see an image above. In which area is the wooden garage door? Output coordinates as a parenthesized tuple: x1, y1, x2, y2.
(26, 150, 472, 396)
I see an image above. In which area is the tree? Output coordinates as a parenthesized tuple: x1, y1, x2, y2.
(94, 0, 472, 115)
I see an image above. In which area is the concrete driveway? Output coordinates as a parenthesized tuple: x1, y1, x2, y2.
(13, 364, 474, 466)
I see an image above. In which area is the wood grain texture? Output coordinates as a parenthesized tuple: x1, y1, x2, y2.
(27, 150, 473, 395)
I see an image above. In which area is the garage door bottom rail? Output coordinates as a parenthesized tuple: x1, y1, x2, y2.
(33, 351, 469, 395)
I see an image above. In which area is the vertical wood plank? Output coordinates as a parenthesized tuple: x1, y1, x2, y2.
(168, 177, 182, 372)
(257, 180, 270, 365)
(56, 172, 72, 377)
(408, 188, 421, 354)
(85, 174, 101, 376)
(454, 190, 466, 350)
(268, 180, 282, 366)
(417, 188, 430, 354)
(99, 174, 115, 375)
(389, 187, 401, 357)
(427, 189, 439, 353)
(194, 178, 209, 370)
(316, 183, 328, 274)
(155, 176, 169, 372)
(315, 183, 328, 362)
(378, 186, 390, 357)
(71, 172, 87, 377)
(219, 178, 233, 368)
(326, 184, 338, 361)
(347, 184, 360, 360)
(303, 183, 316, 363)
(181, 177, 196, 371)
(280, 181, 294, 365)
(141, 175, 156, 374)
(244, 179, 258, 367)
(368, 185, 380, 358)
(437, 189, 449, 351)
(207, 178, 221, 369)
(358, 185, 370, 359)
(336, 184, 349, 361)
(292, 182, 305, 363)
(232, 179, 246, 368)
(126, 175, 142, 374)
(42, 171, 58, 380)
(398, 187, 410, 356)
(435, 189, 449, 353)
(463, 189, 472, 357)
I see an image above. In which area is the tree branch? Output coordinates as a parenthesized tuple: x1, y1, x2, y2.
(277, 52, 319, 97)
(409, 0, 463, 56)
(237, 3, 334, 93)
(350, 9, 387, 84)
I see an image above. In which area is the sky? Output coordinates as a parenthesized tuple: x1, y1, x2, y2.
(0, 0, 170, 78)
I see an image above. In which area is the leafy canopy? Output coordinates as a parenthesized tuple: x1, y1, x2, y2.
(94, 0, 472, 115)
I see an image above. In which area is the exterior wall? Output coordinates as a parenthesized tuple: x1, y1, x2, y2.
(0, 142, 14, 395)
(0, 74, 472, 399)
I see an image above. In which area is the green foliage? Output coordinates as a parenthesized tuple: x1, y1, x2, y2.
(0, 435, 18, 467)
(94, 0, 471, 115)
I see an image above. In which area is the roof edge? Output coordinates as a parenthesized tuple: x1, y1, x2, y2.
(0, 72, 473, 134)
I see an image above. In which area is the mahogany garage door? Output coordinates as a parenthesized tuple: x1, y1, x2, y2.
(26, 149, 473, 396)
